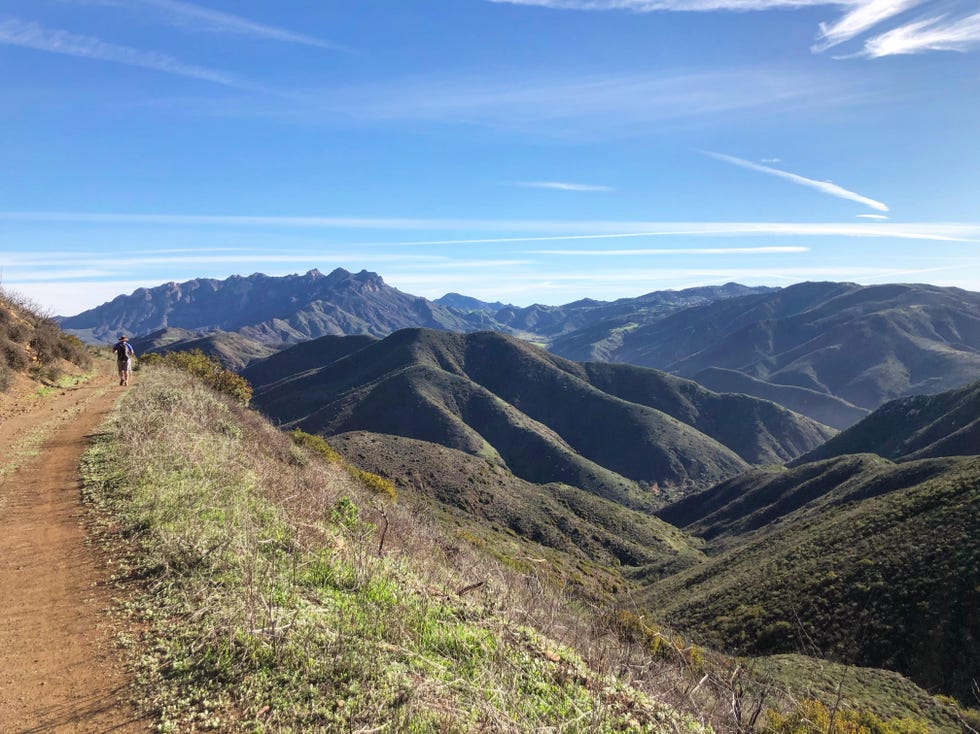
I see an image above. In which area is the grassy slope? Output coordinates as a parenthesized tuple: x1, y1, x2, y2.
(81, 366, 714, 733)
(750, 655, 961, 733)
(328, 430, 706, 585)
(644, 455, 980, 701)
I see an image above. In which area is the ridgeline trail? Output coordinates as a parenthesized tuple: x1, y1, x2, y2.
(0, 364, 145, 732)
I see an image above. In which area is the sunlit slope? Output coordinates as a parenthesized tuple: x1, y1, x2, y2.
(646, 454, 980, 700)
(551, 282, 980, 428)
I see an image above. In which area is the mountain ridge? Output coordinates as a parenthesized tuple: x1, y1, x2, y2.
(246, 328, 833, 506)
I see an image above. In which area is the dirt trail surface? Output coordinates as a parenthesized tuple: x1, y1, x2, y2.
(0, 365, 145, 732)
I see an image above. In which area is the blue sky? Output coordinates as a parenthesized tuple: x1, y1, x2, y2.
(1, 0, 978, 316)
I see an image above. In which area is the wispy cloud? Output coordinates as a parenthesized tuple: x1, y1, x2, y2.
(488, 0, 980, 58)
(813, 0, 925, 51)
(488, 0, 837, 10)
(705, 151, 890, 212)
(4, 211, 978, 241)
(0, 18, 248, 88)
(308, 68, 850, 136)
(514, 181, 613, 192)
(857, 213, 890, 220)
(526, 246, 811, 255)
(858, 11, 980, 56)
(131, 0, 345, 50)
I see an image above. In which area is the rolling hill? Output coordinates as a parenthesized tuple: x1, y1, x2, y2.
(794, 378, 980, 465)
(247, 328, 832, 506)
(647, 380, 980, 701)
(327, 430, 706, 583)
(644, 454, 980, 700)
(130, 328, 278, 371)
(550, 281, 980, 428)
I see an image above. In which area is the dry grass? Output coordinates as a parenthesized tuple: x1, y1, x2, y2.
(0, 287, 91, 389)
(82, 366, 725, 733)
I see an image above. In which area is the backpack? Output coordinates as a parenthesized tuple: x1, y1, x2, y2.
(114, 342, 130, 361)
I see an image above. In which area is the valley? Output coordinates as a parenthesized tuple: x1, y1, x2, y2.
(42, 273, 980, 725)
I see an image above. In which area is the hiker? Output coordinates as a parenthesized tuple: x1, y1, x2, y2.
(113, 335, 135, 386)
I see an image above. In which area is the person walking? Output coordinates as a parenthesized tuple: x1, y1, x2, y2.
(113, 335, 135, 386)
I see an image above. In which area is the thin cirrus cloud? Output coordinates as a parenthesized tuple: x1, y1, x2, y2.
(314, 68, 848, 134)
(526, 246, 811, 255)
(4, 211, 978, 241)
(514, 181, 614, 192)
(487, 0, 980, 58)
(704, 151, 890, 212)
(127, 0, 345, 50)
(0, 18, 249, 88)
(858, 11, 980, 56)
(812, 0, 926, 51)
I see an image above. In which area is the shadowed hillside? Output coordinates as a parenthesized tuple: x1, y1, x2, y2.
(794, 378, 980, 465)
(551, 282, 980, 428)
(249, 329, 832, 505)
(690, 367, 870, 430)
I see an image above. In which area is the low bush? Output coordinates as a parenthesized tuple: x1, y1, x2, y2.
(288, 429, 397, 501)
(764, 699, 930, 734)
(139, 349, 252, 404)
(0, 336, 31, 372)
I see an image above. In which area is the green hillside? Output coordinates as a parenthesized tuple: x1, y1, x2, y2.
(795, 378, 980, 465)
(250, 329, 831, 504)
(645, 455, 980, 701)
(691, 367, 869, 430)
(328, 430, 706, 585)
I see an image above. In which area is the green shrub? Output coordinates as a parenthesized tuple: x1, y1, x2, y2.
(287, 429, 343, 463)
(289, 429, 397, 500)
(140, 350, 252, 404)
(345, 466, 398, 501)
(765, 699, 931, 734)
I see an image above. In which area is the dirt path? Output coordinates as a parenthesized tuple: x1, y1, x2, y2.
(0, 365, 146, 733)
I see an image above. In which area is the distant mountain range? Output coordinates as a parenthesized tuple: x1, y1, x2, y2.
(60, 269, 478, 345)
(549, 281, 980, 428)
(245, 328, 833, 505)
(64, 270, 980, 429)
(60, 267, 765, 347)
